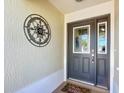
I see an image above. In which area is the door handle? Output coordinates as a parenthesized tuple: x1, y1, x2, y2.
(91, 54, 94, 63)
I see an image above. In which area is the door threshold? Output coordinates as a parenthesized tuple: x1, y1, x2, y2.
(96, 85, 108, 90)
(69, 78, 94, 86)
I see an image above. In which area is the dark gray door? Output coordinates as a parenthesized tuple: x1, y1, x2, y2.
(67, 14, 110, 89)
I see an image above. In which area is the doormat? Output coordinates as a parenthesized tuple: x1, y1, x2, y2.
(61, 83, 91, 93)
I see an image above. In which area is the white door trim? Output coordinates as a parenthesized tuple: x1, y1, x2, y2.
(64, 1, 114, 93)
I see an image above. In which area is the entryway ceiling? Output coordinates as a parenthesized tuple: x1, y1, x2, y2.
(48, 0, 111, 14)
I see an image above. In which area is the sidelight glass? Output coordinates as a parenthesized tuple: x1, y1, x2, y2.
(73, 25, 90, 53)
(97, 22, 107, 54)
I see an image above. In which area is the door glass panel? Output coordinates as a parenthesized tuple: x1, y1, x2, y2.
(97, 22, 107, 54)
(73, 25, 90, 53)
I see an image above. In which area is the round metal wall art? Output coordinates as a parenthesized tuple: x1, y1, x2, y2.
(24, 14, 51, 47)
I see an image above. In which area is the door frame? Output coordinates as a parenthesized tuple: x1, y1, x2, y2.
(66, 14, 110, 89)
(64, 14, 114, 91)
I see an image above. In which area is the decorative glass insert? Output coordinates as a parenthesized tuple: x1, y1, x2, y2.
(97, 22, 107, 54)
(73, 25, 90, 53)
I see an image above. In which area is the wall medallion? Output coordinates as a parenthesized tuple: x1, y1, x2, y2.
(24, 14, 51, 47)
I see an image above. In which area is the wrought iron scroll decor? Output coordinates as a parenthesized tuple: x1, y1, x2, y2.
(23, 14, 51, 47)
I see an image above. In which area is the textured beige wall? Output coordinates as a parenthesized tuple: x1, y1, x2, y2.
(4, 0, 64, 93)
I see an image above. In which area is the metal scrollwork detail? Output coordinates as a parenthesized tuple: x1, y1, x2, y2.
(24, 14, 51, 47)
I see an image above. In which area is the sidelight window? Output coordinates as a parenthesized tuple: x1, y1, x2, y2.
(97, 22, 107, 54)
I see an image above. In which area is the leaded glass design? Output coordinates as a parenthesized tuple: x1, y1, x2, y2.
(97, 22, 107, 54)
(73, 25, 90, 53)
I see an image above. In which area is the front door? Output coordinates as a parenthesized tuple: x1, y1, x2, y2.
(67, 14, 110, 89)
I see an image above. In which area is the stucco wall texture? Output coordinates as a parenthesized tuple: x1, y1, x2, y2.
(4, 0, 64, 93)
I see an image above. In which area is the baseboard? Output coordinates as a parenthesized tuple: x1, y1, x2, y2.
(113, 82, 119, 93)
(16, 69, 64, 93)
